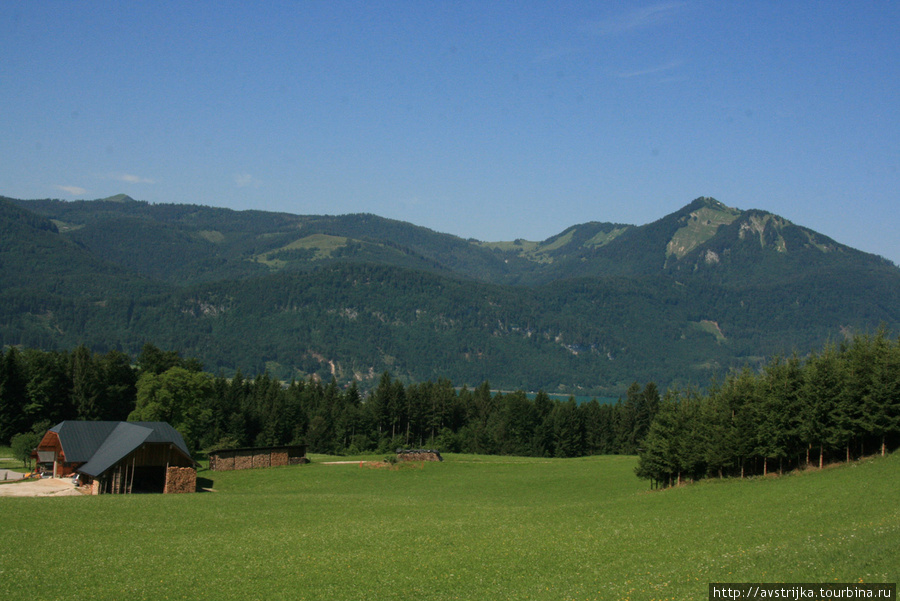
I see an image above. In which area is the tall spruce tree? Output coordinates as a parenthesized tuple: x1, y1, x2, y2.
(864, 331, 900, 456)
(801, 345, 844, 467)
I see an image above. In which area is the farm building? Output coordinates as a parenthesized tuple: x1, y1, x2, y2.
(208, 445, 307, 471)
(34, 421, 197, 494)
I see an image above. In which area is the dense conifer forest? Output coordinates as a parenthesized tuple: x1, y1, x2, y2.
(0, 343, 659, 459)
(2, 196, 899, 470)
(4, 332, 897, 479)
(635, 329, 900, 487)
(3, 195, 900, 395)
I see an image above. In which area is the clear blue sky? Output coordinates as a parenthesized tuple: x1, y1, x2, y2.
(3, 1, 899, 263)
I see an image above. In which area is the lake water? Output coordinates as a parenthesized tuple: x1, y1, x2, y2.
(504, 391, 620, 405)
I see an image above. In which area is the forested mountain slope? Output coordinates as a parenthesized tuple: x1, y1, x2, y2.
(8, 196, 516, 285)
(2, 194, 898, 394)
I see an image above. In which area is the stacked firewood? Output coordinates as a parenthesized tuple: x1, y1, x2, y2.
(396, 449, 443, 462)
(164, 467, 196, 494)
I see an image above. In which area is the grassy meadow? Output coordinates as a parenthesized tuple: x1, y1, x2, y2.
(0, 445, 23, 472)
(0, 453, 897, 601)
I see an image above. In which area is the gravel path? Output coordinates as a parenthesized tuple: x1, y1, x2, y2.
(0, 469, 27, 481)
(0, 477, 82, 497)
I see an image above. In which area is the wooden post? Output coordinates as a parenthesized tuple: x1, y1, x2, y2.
(164, 444, 170, 494)
(129, 454, 136, 494)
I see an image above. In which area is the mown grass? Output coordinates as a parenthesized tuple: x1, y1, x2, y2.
(0, 445, 23, 472)
(0, 453, 897, 601)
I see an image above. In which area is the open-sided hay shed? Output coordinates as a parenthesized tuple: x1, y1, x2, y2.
(34, 421, 197, 494)
(208, 445, 307, 471)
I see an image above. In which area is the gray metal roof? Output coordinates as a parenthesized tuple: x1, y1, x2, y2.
(49, 421, 120, 463)
(78, 423, 154, 477)
(48, 421, 193, 477)
(131, 421, 190, 453)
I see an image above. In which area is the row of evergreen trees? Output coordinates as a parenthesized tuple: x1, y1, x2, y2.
(0, 343, 660, 458)
(4, 331, 897, 475)
(636, 330, 900, 487)
(0, 345, 138, 444)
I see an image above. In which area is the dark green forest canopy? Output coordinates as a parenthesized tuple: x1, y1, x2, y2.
(0, 342, 658, 458)
(636, 329, 900, 487)
(3, 332, 897, 480)
(2, 194, 899, 394)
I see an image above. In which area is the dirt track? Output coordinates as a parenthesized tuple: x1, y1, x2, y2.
(0, 477, 82, 497)
(1, 469, 26, 481)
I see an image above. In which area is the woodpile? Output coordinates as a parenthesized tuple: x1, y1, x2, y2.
(164, 467, 196, 494)
(208, 445, 307, 471)
(234, 451, 268, 470)
(396, 449, 443, 462)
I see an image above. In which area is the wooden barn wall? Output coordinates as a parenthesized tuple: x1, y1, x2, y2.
(130, 444, 195, 468)
(37, 432, 65, 459)
(35, 432, 78, 476)
(92, 443, 196, 494)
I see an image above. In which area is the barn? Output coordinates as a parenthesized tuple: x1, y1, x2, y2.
(34, 421, 197, 494)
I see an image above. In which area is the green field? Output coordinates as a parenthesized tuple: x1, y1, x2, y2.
(0, 446, 22, 472)
(1, 454, 897, 601)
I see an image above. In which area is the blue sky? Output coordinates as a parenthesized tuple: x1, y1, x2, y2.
(3, 1, 899, 263)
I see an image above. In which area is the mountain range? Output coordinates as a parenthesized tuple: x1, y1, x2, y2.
(2, 194, 898, 395)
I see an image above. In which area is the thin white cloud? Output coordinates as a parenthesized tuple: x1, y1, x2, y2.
(111, 173, 155, 184)
(234, 173, 261, 188)
(55, 185, 87, 195)
(589, 2, 689, 36)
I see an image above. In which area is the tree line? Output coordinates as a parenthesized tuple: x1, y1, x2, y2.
(0, 343, 660, 460)
(4, 331, 897, 475)
(636, 329, 900, 488)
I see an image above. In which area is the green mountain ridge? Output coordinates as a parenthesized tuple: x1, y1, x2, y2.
(1, 194, 898, 394)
